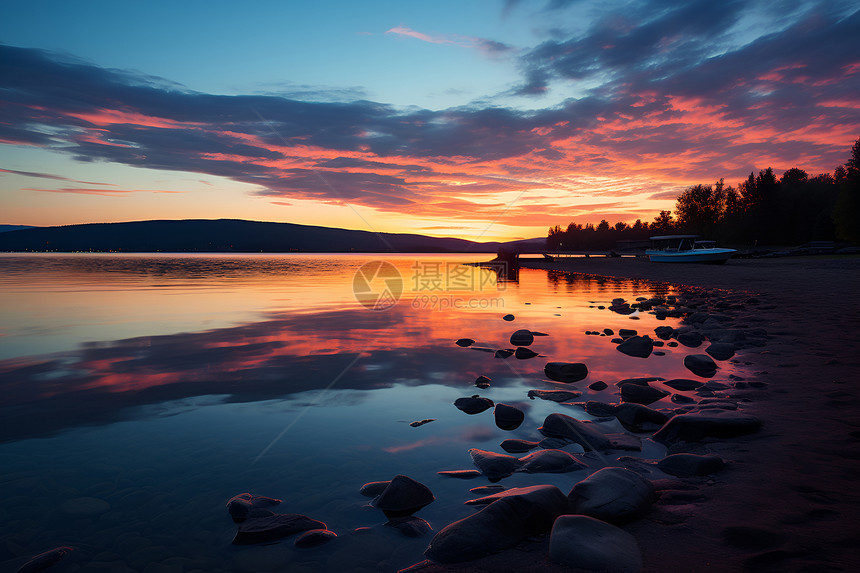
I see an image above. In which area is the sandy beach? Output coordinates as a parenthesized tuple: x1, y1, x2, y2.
(408, 255, 860, 572)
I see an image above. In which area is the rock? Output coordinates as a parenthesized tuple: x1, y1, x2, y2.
(359, 481, 390, 497)
(654, 326, 674, 340)
(294, 529, 337, 548)
(386, 516, 433, 538)
(503, 314, 515, 321)
(494, 349, 514, 359)
(617, 376, 663, 386)
(424, 485, 569, 564)
(454, 395, 494, 414)
(620, 383, 669, 405)
(544, 362, 589, 383)
(663, 378, 703, 391)
(494, 403, 525, 430)
(14, 547, 74, 573)
(510, 329, 534, 346)
(549, 515, 642, 573)
(658, 454, 725, 477)
(618, 329, 638, 339)
(373, 475, 435, 517)
(499, 439, 539, 453)
(671, 394, 695, 404)
(528, 389, 581, 402)
(706, 343, 736, 361)
(519, 449, 588, 473)
(410, 418, 436, 428)
(589, 381, 608, 391)
(437, 470, 482, 479)
(667, 341, 679, 347)
(233, 514, 326, 544)
(515, 347, 539, 359)
(469, 449, 523, 481)
(584, 400, 619, 417)
(604, 328, 615, 335)
(470, 485, 506, 494)
(652, 410, 762, 444)
(607, 433, 642, 451)
(684, 354, 719, 377)
(61, 496, 110, 516)
(616, 335, 654, 358)
(677, 331, 705, 347)
(614, 403, 670, 432)
(539, 413, 611, 451)
(568, 467, 656, 524)
(688, 312, 710, 324)
(474, 375, 491, 389)
(455, 338, 475, 347)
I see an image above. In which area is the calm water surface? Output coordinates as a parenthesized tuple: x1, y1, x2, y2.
(0, 254, 741, 572)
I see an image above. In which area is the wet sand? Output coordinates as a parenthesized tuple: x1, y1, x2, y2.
(409, 255, 860, 572)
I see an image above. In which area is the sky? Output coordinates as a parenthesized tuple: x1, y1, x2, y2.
(1, 0, 859, 241)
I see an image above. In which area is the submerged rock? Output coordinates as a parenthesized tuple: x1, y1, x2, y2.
(227, 493, 282, 523)
(494, 349, 514, 359)
(386, 516, 433, 538)
(706, 342, 736, 361)
(568, 467, 656, 524)
(658, 453, 725, 477)
(528, 388, 582, 402)
(233, 514, 326, 544)
(614, 402, 670, 432)
(544, 362, 589, 383)
(455, 338, 475, 347)
(652, 410, 761, 444)
(409, 418, 436, 428)
(373, 475, 435, 517)
(424, 485, 568, 564)
(499, 439, 539, 454)
(510, 329, 535, 346)
(14, 547, 74, 573)
(518, 449, 588, 474)
(663, 378, 703, 391)
(454, 395, 494, 414)
(550, 515, 642, 573)
(294, 529, 337, 548)
(469, 449, 523, 481)
(494, 403, 525, 430)
(684, 354, 719, 378)
(359, 481, 390, 497)
(437, 470, 482, 479)
(616, 335, 654, 358)
(539, 413, 611, 451)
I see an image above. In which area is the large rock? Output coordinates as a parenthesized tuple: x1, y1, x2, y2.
(469, 449, 523, 481)
(294, 529, 337, 548)
(424, 485, 569, 563)
(652, 411, 761, 445)
(539, 413, 611, 451)
(614, 403, 670, 432)
(544, 362, 589, 383)
(706, 343, 736, 361)
(233, 514, 326, 544)
(654, 326, 674, 340)
(494, 403, 525, 430)
(677, 331, 705, 348)
(568, 467, 655, 524)
(518, 449, 588, 474)
(620, 383, 669, 405)
(226, 493, 282, 523)
(549, 515, 642, 573)
(373, 475, 435, 517)
(615, 335, 653, 358)
(515, 347, 539, 359)
(657, 453, 725, 477)
(510, 329, 534, 346)
(454, 395, 494, 414)
(684, 354, 718, 378)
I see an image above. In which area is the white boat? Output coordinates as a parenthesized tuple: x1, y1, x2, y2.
(646, 235, 736, 264)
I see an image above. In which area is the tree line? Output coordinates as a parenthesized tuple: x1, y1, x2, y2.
(547, 136, 860, 250)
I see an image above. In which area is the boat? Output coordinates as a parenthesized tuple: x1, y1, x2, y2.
(646, 235, 736, 264)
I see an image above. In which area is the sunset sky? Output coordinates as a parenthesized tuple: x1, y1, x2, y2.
(2, 0, 859, 241)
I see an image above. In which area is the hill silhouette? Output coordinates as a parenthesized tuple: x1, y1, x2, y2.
(0, 219, 541, 253)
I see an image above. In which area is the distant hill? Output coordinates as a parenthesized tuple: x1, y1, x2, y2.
(0, 225, 36, 233)
(0, 219, 544, 253)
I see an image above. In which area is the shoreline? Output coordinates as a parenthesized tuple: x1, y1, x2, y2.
(410, 256, 860, 572)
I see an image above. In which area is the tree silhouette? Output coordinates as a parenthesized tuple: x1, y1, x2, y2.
(834, 137, 860, 241)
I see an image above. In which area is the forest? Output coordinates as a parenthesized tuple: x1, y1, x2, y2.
(546, 137, 860, 250)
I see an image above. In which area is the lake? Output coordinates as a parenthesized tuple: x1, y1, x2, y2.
(0, 253, 740, 572)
